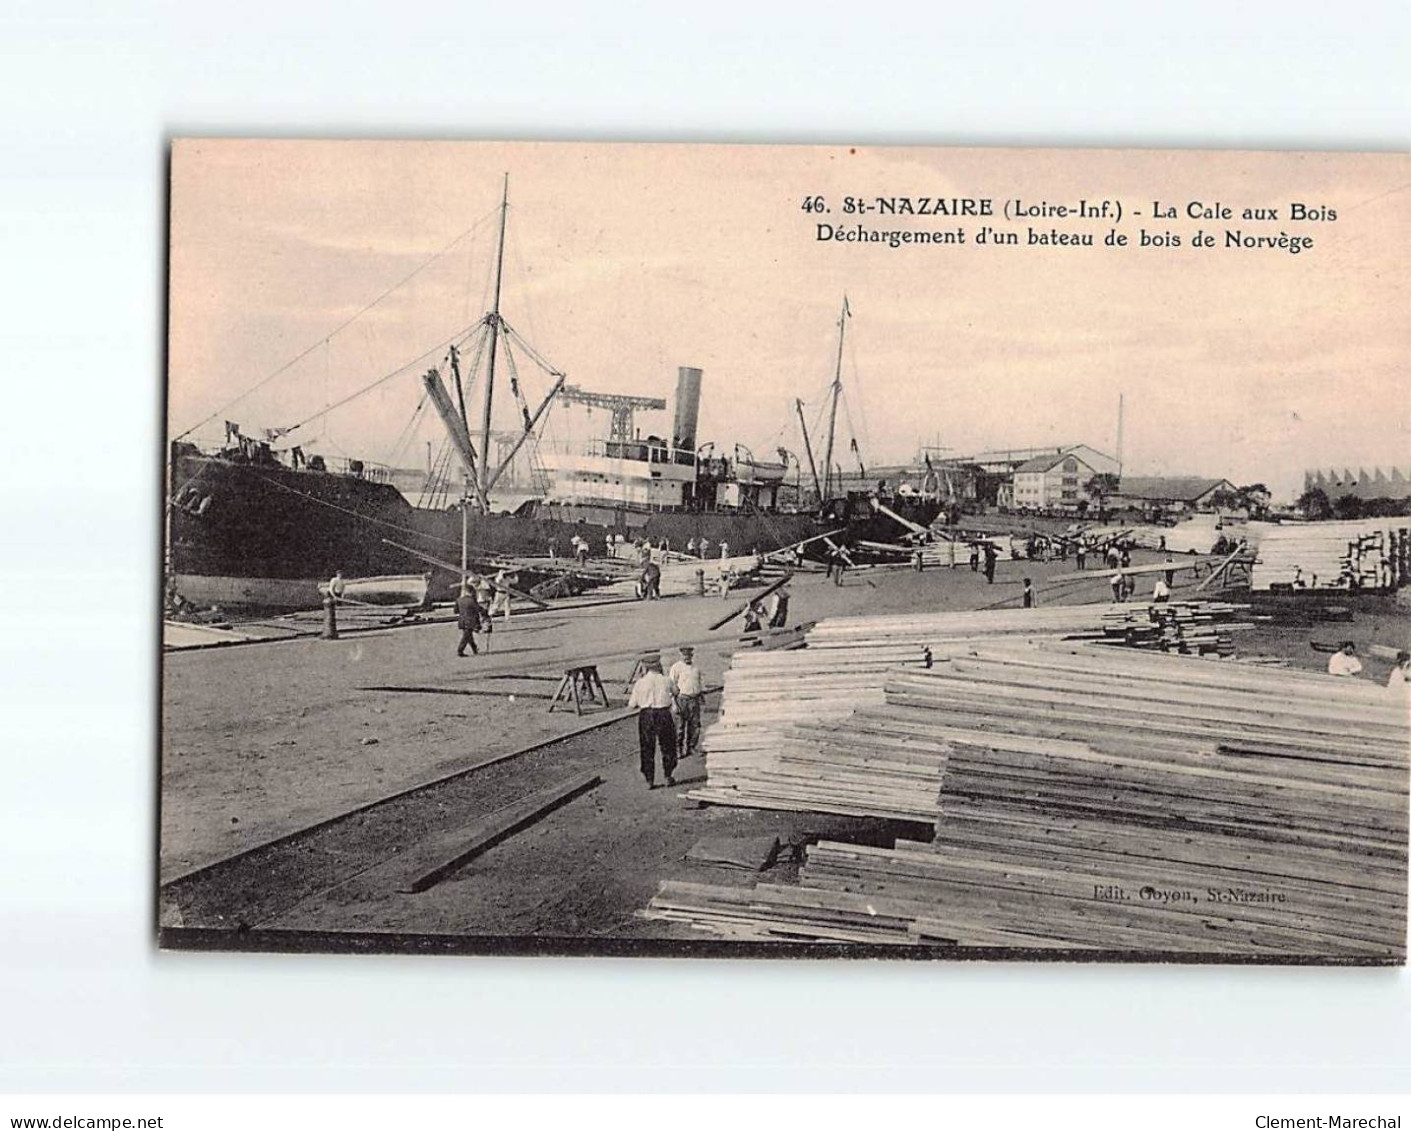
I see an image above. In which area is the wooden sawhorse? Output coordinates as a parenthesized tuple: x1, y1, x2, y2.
(622, 653, 657, 694)
(549, 664, 610, 715)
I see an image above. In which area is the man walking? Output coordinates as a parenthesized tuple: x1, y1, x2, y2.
(982, 542, 997, 584)
(1021, 578, 1036, 608)
(629, 656, 678, 788)
(455, 584, 483, 657)
(670, 646, 704, 759)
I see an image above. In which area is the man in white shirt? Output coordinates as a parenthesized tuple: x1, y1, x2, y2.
(628, 656, 678, 788)
(669, 646, 704, 758)
(1152, 577, 1171, 603)
(1388, 650, 1410, 691)
(1327, 642, 1363, 678)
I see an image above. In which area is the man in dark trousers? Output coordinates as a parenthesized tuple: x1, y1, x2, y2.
(982, 542, 997, 584)
(628, 656, 678, 788)
(1022, 578, 1036, 607)
(455, 583, 483, 656)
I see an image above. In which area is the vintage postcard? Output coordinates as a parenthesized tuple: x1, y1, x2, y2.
(160, 140, 1409, 961)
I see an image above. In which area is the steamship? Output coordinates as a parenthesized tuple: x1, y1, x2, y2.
(167, 184, 938, 611)
(167, 364, 822, 611)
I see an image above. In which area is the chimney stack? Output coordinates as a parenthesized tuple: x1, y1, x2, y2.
(673, 366, 702, 452)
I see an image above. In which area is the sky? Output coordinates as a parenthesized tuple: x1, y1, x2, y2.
(167, 140, 1410, 501)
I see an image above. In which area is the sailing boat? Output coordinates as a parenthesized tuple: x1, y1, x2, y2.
(792, 297, 945, 556)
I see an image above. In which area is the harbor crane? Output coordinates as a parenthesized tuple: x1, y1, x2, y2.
(558, 384, 667, 443)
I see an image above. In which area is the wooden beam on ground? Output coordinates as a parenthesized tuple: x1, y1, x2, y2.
(382, 538, 551, 609)
(370, 771, 603, 894)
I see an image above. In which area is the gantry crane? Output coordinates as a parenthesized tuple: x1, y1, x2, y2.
(558, 384, 667, 443)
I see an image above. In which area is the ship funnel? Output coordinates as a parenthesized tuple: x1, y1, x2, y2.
(673, 367, 702, 452)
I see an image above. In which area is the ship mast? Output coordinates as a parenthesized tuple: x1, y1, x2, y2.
(821, 294, 849, 500)
(478, 173, 510, 501)
(794, 397, 822, 504)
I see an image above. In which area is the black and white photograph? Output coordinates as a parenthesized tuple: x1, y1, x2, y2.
(158, 140, 1410, 961)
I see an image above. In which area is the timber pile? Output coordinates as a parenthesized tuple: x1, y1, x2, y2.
(1077, 601, 1251, 656)
(595, 552, 767, 598)
(691, 708, 949, 823)
(1252, 520, 1410, 592)
(689, 605, 1239, 818)
(650, 644, 1409, 958)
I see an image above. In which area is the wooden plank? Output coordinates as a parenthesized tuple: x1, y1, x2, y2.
(358, 771, 602, 894)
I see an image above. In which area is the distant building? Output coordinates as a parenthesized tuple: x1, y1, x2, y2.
(1304, 466, 1411, 503)
(1011, 451, 1100, 511)
(1113, 476, 1236, 513)
(946, 443, 1118, 508)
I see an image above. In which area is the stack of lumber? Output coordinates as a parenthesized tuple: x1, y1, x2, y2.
(1075, 601, 1252, 655)
(690, 605, 1218, 818)
(649, 644, 1409, 958)
(1252, 519, 1410, 591)
(689, 708, 949, 823)
(595, 552, 767, 598)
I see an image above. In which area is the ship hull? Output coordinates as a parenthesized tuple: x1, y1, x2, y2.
(167, 452, 833, 610)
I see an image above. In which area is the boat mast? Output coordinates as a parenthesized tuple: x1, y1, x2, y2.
(479, 173, 510, 502)
(794, 397, 823, 503)
(821, 294, 848, 500)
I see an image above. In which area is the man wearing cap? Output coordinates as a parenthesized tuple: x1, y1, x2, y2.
(628, 655, 679, 788)
(669, 646, 704, 759)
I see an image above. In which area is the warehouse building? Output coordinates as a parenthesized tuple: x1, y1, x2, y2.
(1010, 450, 1101, 511)
(1113, 476, 1237, 514)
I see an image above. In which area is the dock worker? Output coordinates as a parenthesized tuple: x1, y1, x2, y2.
(767, 586, 790, 628)
(640, 560, 662, 600)
(1110, 569, 1126, 603)
(1327, 641, 1363, 678)
(969, 542, 980, 572)
(328, 570, 346, 600)
(491, 569, 513, 620)
(1163, 554, 1176, 586)
(982, 542, 997, 584)
(670, 646, 704, 758)
(1075, 540, 1087, 570)
(1388, 651, 1410, 691)
(719, 540, 730, 561)
(742, 600, 765, 633)
(455, 583, 483, 657)
(686, 536, 697, 558)
(628, 655, 678, 789)
(1105, 545, 1120, 571)
(1021, 578, 1036, 608)
(1152, 576, 1171, 603)
(576, 536, 590, 565)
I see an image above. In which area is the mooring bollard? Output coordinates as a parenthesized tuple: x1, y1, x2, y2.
(694, 568, 705, 596)
(322, 595, 339, 640)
